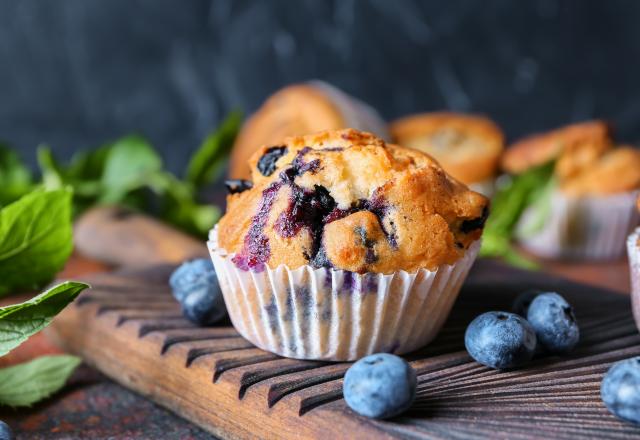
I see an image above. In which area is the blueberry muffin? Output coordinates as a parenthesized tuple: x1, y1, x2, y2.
(210, 129, 488, 360)
(501, 120, 640, 259)
(229, 81, 389, 179)
(390, 112, 504, 196)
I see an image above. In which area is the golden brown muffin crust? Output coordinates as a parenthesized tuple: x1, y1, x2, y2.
(502, 120, 612, 174)
(560, 147, 640, 196)
(218, 129, 489, 273)
(389, 112, 504, 185)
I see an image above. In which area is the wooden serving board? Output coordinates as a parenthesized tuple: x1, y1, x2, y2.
(49, 260, 640, 439)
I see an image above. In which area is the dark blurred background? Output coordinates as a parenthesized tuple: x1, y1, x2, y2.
(1, 0, 638, 172)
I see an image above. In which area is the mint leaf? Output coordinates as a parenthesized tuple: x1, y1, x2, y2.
(480, 162, 555, 266)
(186, 111, 242, 188)
(101, 135, 162, 203)
(0, 145, 33, 207)
(0, 189, 74, 296)
(0, 355, 81, 407)
(37, 146, 65, 190)
(0, 281, 89, 355)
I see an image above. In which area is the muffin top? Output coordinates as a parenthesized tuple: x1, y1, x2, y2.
(218, 129, 489, 274)
(502, 120, 640, 196)
(389, 112, 504, 185)
(229, 82, 388, 180)
(561, 147, 640, 196)
(501, 120, 612, 175)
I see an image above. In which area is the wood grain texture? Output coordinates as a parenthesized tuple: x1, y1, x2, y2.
(48, 260, 640, 439)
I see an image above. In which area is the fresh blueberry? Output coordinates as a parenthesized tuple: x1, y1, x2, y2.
(465, 311, 537, 370)
(527, 292, 579, 353)
(169, 259, 226, 326)
(169, 259, 217, 302)
(343, 353, 417, 419)
(0, 421, 12, 440)
(512, 289, 543, 317)
(181, 285, 226, 326)
(601, 357, 640, 424)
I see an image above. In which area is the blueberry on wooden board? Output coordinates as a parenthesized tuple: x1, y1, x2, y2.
(601, 357, 640, 424)
(465, 311, 537, 369)
(257, 146, 287, 176)
(169, 259, 226, 325)
(0, 421, 12, 440)
(527, 292, 579, 353)
(343, 353, 417, 419)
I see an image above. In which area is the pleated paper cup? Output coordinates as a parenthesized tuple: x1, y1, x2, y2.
(628, 228, 640, 331)
(208, 228, 479, 361)
(517, 190, 640, 260)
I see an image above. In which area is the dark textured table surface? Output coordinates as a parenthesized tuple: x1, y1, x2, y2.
(0, 252, 631, 439)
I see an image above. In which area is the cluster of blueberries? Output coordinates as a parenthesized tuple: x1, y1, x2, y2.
(169, 261, 640, 424)
(465, 290, 640, 425)
(464, 291, 580, 370)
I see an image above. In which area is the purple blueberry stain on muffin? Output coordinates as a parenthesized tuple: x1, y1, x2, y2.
(232, 181, 283, 271)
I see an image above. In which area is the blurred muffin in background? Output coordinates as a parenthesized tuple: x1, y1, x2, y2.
(628, 195, 640, 331)
(229, 81, 389, 179)
(389, 112, 504, 196)
(502, 120, 640, 260)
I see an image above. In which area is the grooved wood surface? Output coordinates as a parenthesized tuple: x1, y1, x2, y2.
(49, 260, 640, 439)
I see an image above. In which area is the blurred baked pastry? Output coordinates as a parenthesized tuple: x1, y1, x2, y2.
(389, 112, 504, 195)
(498, 120, 640, 260)
(230, 81, 389, 179)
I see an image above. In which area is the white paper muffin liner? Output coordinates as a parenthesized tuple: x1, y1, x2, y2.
(628, 228, 640, 327)
(517, 190, 640, 260)
(309, 80, 391, 142)
(207, 228, 479, 361)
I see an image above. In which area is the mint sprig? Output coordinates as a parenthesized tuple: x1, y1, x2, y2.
(480, 162, 555, 268)
(35, 112, 241, 237)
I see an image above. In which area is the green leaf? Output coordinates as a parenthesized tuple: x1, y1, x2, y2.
(100, 135, 162, 203)
(0, 355, 81, 407)
(0, 145, 33, 206)
(66, 143, 112, 181)
(37, 146, 65, 190)
(480, 162, 555, 267)
(0, 281, 89, 356)
(148, 172, 220, 237)
(185, 111, 242, 188)
(0, 189, 74, 296)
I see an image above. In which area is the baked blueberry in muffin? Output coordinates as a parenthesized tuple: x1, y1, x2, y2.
(218, 129, 489, 274)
